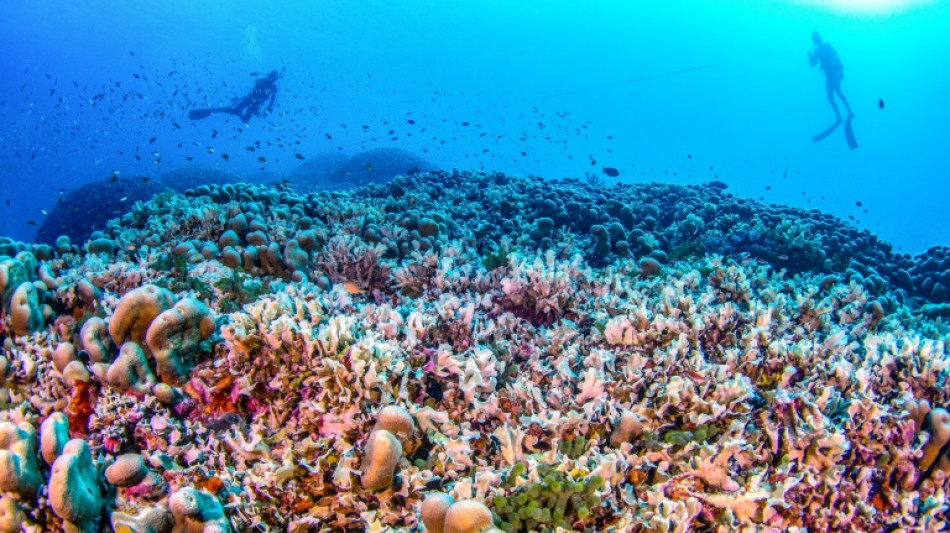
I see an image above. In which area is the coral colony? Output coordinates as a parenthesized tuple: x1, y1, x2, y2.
(2, 169, 950, 532)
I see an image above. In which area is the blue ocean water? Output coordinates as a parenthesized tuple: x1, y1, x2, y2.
(1, 0, 947, 252)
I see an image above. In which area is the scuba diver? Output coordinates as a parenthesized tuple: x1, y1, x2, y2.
(808, 32, 852, 122)
(189, 70, 281, 123)
(809, 32, 858, 149)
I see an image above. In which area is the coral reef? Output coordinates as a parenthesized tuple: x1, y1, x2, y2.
(1, 169, 950, 532)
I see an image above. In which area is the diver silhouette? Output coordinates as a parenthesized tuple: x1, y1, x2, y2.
(809, 31, 852, 121)
(809, 32, 857, 149)
(189, 70, 281, 124)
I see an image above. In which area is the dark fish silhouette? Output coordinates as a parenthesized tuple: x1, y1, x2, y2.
(878, 99, 885, 109)
(602, 167, 619, 177)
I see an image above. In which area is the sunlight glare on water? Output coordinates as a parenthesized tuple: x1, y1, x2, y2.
(788, 0, 935, 15)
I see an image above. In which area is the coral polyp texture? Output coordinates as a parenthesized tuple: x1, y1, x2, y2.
(1, 169, 950, 531)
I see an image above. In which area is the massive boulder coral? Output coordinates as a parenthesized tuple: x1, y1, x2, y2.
(145, 298, 215, 384)
(0, 495, 26, 533)
(39, 412, 70, 465)
(49, 439, 103, 533)
(360, 429, 402, 492)
(109, 284, 175, 347)
(111, 505, 174, 533)
(80, 316, 113, 364)
(168, 487, 230, 533)
(8, 282, 43, 336)
(0, 421, 42, 496)
(442, 500, 498, 533)
(106, 342, 158, 394)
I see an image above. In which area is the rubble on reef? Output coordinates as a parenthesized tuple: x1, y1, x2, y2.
(1, 169, 950, 532)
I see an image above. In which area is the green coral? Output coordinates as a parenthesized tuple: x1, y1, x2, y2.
(660, 423, 721, 446)
(213, 268, 269, 312)
(491, 462, 604, 532)
(482, 248, 511, 271)
(557, 435, 588, 459)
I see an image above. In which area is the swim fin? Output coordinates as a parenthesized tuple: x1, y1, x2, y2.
(844, 116, 858, 150)
(812, 119, 842, 143)
(188, 108, 231, 120)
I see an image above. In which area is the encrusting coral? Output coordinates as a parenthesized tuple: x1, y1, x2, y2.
(1, 170, 950, 531)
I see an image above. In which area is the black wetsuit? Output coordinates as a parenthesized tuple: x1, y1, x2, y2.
(231, 76, 278, 122)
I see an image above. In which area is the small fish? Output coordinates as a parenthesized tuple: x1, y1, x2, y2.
(683, 369, 707, 384)
(602, 167, 619, 177)
(878, 99, 885, 109)
(258, 156, 266, 163)
(342, 281, 364, 295)
(295, 153, 305, 160)
(120, 197, 127, 202)
(26, 220, 37, 226)
(364, 162, 372, 170)
(109, 176, 118, 182)
(856, 201, 863, 207)
(221, 153, 230, 161)
(41, 209, 48, 215)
